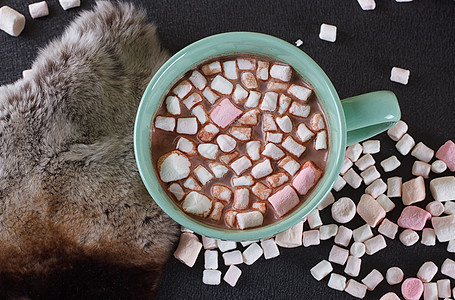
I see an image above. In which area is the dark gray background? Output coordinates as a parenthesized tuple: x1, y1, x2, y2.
(0, 0, 454, 299)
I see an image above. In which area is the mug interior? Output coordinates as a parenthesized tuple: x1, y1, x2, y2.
(134, 32, 346, 241)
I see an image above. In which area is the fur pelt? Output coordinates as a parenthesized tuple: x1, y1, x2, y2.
(0, 1, 179, 298)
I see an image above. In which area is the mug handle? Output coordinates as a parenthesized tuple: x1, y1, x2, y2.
(341, 91, 401, 146)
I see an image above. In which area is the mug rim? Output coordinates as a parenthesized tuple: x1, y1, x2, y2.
(134, 32, 346, 241)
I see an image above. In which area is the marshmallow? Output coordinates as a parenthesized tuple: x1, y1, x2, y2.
(355, 154, 375, 171)
(209, 162, 229, 178)
(216, 134, 237, 153)
(210, 98, 242, 128)
(59, 0, 80, 10)
(423, 282, 438, 300)
(237, 58, 256, 70)
(217, 240, 237, 252)
(292, 161, 323, 195)
(268, 185, 299, 217)
(237, 109, 260, 126)
(320, 224, 338, 240)
(242, 243, 263, 265)
(396, 133, 416, 156)
(362, 269, 383, 291)
(224, 265, 242, 287)
(437, 279, 451, 298)
(165, 96, 181, 115)
(360, 166, 380, 186)
(448, 239, 455, 253)
(362, 140, 380, 154)
(377, 194, 396, 212)
(274, 220, 304, 248)
(29, 1, 49, 19)
(411, 142, 434, 162)
(412, 161, 431, 179)
(421, 228, 436, 246)
(246, 141, 261, 161)
(390, 67, 410, 85)
(307, 209, 323, 229)
(387, 177, 402, 198)
(224, 211, 238, 228)
(211, 184, 232, 203)
(310, 113, 325, 131)
(365, 179, 387, 199)
(445, 201, 455, 215)
(173, 80, 193, 99)
(364, 235, 387, 255)
(329, 245, 349, 265)
(251, 159, 273, 179)
(278, 94, 292, 114)
(401, 278, 424, 300)
(177, 117, 198, 135)
(340, 157, 354, 176)
(222, 250, 243, 265)
(378, 218, 399, 239)
(328, 273, 347, 291)
(345, 256, 362, 277)
(266, 132, 283, 143)
(431, 215, 455, 242)
(168, 183, 185, 201)
(267, 81, 289, 91)
(318, 192, 335, 211)
(431, 160, 448, 174)
(204, 250, 218, 270)
(386, 267, 404, 285)
(262, 143, 285, 160)
(22, 69, 33, 79)
(262, 113, 278, 131)
(198, 143, 219, 160)
(333, 176, 347, 192)
(232, 175, 254, 187)
(155, 116, 175, 131)
(198, 123, 219, 143)
(194, 165, 214, 185)
(387, 120, 408, 141)
(188, 70, 207, 90)
(232, 84, 249, 104)
(229, 126, 252, 141)
(245, 91, 261, 108)
(211, 75, 233, 95)
(252, 182, 272, 201)
(380, 156, 401, 172)
(346, 143, 363, 162)
(398, 206, 431, 230)
(296, 123, 315, 143)
(233, 188, 250, 210)
(260, 92, 279, 111)
(332, 197, 356, 224)
(202, 236, 218, 250)
(353, 224, 373, 243)
(343, 168, 363, 189)
(380, 292, 400, 300)
(399, 229, 419, 246)
(180, 226, 193, 233)
(314, 131, 328, 150)
(334, 226, 353, 247)
(289, 102, 311, 118)
(441, 258, 455, 279)
(319, 23, 337, 43)
(222, 60, 238, 80)
(402, 176, 426, 205)
(202, 61, 222, 75)
(345, 279, 367, 299)
(295, 39, 303, 47)
(278, 156, 301, 176)
(436, 140, 455, 171)
(174, 232, 202, 267)
(303, 230, 321, 247)
(261, 239, 280, 259)
(202, 87, 220, 104)
(157, 151, 191, 182)
(310, 260, 333, 281)
(252, 202, 267, 214)
(276, 116, 293, 133)
(282, 136, 306, 157)
(357, 194, 386, 227)
(430, 176, 455, 201)
(256, 61, 269, 81)
(350, 242, 365, 258)
(270, 64, 292, 82)
(417, 261, 438, 283)
(183, 175, 201, 191)
(230, 156, 252, 175)
(288, 84, 312, 102)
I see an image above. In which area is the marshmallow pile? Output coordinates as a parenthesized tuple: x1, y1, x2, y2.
(154, 56, 329, 230)
(173, 119, 455, 298)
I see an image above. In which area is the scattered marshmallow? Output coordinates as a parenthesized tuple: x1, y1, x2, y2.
(329, 245, 349, 265)
(224, 265, 242, 287)
(276, 116, 293, 133)
(262, 143, 285, 160)
(237, 58, 256, 70)
(202, 236, 218, 250)
(362, 140, 380, 154)
(365, 178, 388, 199)
(421, 228, 436, 246)
(216, 134, 237, 153)
(357, 194, 386, 227)
(222, 60, 238, 80)
(251, 159, 273, 179)
(320, 224, 339, 240)
(157, 151, 191, 182)
(233, 188, 250, 210)
(353, 224, 373, 243)
(331, 197, 356, 224)
(380, 292, 400, 300)
(387, 177, 402, 198)
(252, 202, 267, 214)
(431, 160, 447, 174)
(314, 131, 328, 150)
(183, 190, 212, 216)
(275, 221, 304, 248)
(387, 120, 408, 141)
(289, 102, 311, 118)
(198, 123, 219, 143)
(188, 70, 207, 90)
(417, 261, 438, 283)
(346, 143, 363, 162)
(232, 84, 249, 104)
(282, 136, 306, 157)
(173, 80, 193, 99)
(267, 81, 289, 91)
(209, 162, 229, 178)
(441, 258, 455, 279)
(261, 239, 280, 259)
(211, 184, 232, 203)
(437, 279, 451, 298)
(360, 166, 381, 186)
(202, 87, 220, 104)
(224, 211, 238, 228)
(270, 64, 292, 82)
(252, 182, 272, 201)
(307, 209, 323, 229)
(183, 175, 201, 190)
(430, 176, 455, 201)
(180, 226, 193, 233)
(260, 92, 279, 111)
(204, 250, 218, 270)
(355, 154, 376, 171)
(256, 61, 269, 81)
(210, 98, 242, 128)
(411, 142, 434, 162)
(230, 156, 252, 175)
(168, 183, 185, 201)
(340, 157, 354, 176)
(155, 116, 175, 131)
(303, 230, 321, 247)
(396, 133, 416, 156)
(431, 215, 455, 242)
(445, 201, 455, 215)
(278, 156, 301, 176)
(246, 141, 261, 161)
(401, 278, 424, 300)
(191, 104, 208, 124)
(364, 235, 387, 255)
(177, 117, 198, 134)
(399, 229, 419, 246)
(211, 75, 234, 95)
(343, 168, 363, 189)
(334, 226, 353, 247)
(166, 96, 181, 115)
(318, 192, 335, 211)
(198, 143, 219, 160)
(362, 269, 383, 291)
(333, 176, 347, 192)
(350, 242, 366, 258)
(412, 161, 431, 179)
(386, 267, 404, 285)
(202, 61, 222, 76)
(397, 205, 431, 230)
(377, 194, 396, 212)
(390, 67, 410, 85)
(310, 260, 333, 281)
(423, 282, 438, 300)
(296, 123, 315, 143)
(266, 132, 283, 144)
(378, 218, 399, 239)
(262, 113, 278, 131)
(278, 94, 292, 114)
(217, 240, 237, 252)
(310, 113, 325, 131)
(245, 91, 261, 108)
(295, 39, 304, 47)
(268, 185, 299, 217)
(345, 279, 367, 299)
(288, 84, 312, 101)
(237, 109, 260, 126)
(232, 175, 254, 187)
(328, 273, 347, 291)
(242, 243, 263, 265)
(436, 140, 455, 172)
(319, 23, 337, 43)
(292, 161, 323, 195)
(29, 1, 49, 19)
(223, 250, 243, 265)
(229, 126, 252, 141)
(402, 176, 426, 205)
(174, 232, 202, 267)
(345, 256, 362, 277)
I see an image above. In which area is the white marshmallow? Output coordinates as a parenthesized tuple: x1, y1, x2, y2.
(183, 92, 203, 110)
(211, 75, 233, 95)
(278, 156, 301, 176)
(396, 133, 415, 155)
(202, 87, 219, 104)
(188, 70, 207, 90)
(155, 116, 175, 131)
(345, 279, 367, 299)
(218, 240, 237, 252)
(242, 243, 263, 265)
(340, 157, 354, 176)
(318, 192, 335, 211)
(59, 0, 80, 10)
(381, 155, 401, 172)
(288, 84, 312, 101)
(278, 94, 292, 114)
(266, 132, 283, 143)
(437, 279, 452, 298)
(376, 194, 396, 212)
(237, 109, 260, 126)
(430, 176, 455, 201)
(262, 113, 278, 131)
(417, 261, 438, 283)
(364, 235, 387, 255)
(22, 69, 33, 79)
(168, 183, 185, 201)
(365, 178, 387, 199)
(448, 239, 455, 253)
(343, 168, 363, 189)
(426, 201, 444, 217)
(191, 105, 208, 124)
(378, 218, 398, 239)
(431, 215, 455, 242)
(424, 283, 438, 300)
(158, 151, 191, 182)
(329, 245, 349, 265)
(421, 228, 436, 246)
(411, 142, 434, 162)
(233, 188, 250, 210)
(174, 232, 202, 267)
(173, 80, 193, 99)
(209, 162, 229, 178)
(334, 226, 353, 247)
(362, 140, 380, 154)
(390, 67, 410, 85)
(222, 60, 238, 80)
(345, 256, 362, 277)
(320, 224, 339, 241)
(260, 92, 279, 111)
(224, 265, 242, 287)
(432, 160, 448, 174)
(180, 226, 193, 233)
(360, 166, 380, 186)
(310, 113, 325, 131)
(333, 176, 347, 192)
(246, 141, 261, 161)
(194, 165, 214, 185)
(314, 130, 328, 150)
(319, 23, 337, 42)
(350, 242, 366, 258)
(332, 197, 356, 224)
(245, 91, 261, 108)
(202, 61, 222, 75)
(399, 229, 419, 246)
(412, 161, 431, 179)
(202, 236, 218, 250)
(261, 239, 280, 259)
(166, 96, 181, 115)
(230, 156, 252, 175)
(267, 81, 289, 91)
(232, 175, 254, 187)
(262, 143, 285, 160)
(182, 176, 201, 191)
(296, 123, 315, 143)
(275, 220, 304, 248)
(237, 210, 264, 230)
(237, 58, 256, 70)
(229, 126, 252, 141)
(346, 143, 363, 162)
(307, 209, 323, 229)
(270, 64, 292, 82)
(251, 159, 273, 179)
(276, 116, 293, 133)
(29, 1, 49, 19)
(441, 258, 455, 279)
(445, 201, 455, 215)
(177, 117, 198, 135)
(207, 202, 224, 221)
(386, 267, 404, 285)
(204, 250, 218, 270)
(353, 224, 373, 243)
(387, 120, 408, 141)
(310, 260, 333, 281)
(251, 182, 272, 201)
(328, 273, 347, 291)
(355, 154, 375, 171)
(295, 39, 303, 47)
(232, 84, 249, 104)
(217, 134, 237, 153)
(289, 102, 311, 118)
(256, 61, 269, 80)
(282, 136, 306, 157)
(386, 177, 402, 198)
(303, 230, 321, 247)
(362, 269, 383, 291)
(198, 143, 219, 160)
(223, 250, 243, 265)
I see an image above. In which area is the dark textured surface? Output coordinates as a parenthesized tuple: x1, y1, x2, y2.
(0, 1, 454, 299)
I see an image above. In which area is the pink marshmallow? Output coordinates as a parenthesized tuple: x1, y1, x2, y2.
(209, 98, 242, 128)
(401, 278, 423, 300)
(397, 206, 431, 231)
(268, 185, 300, 217)
(291, 161, 323, 195)
(436, 140, 455, 172)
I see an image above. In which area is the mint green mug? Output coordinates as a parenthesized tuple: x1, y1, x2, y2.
(134, 32, 400, 241)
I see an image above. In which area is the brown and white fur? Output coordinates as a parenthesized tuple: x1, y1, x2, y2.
(0, 1, 179, 298)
